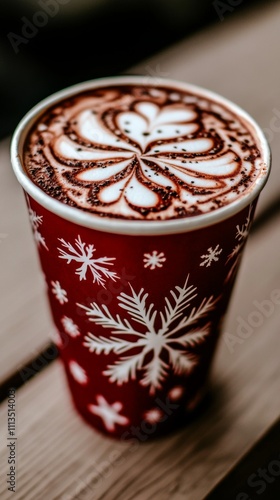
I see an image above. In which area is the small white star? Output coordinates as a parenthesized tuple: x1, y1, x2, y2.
(51, 280, 68, 305)
(69, 360, 88, 385)
(88, 395, 129, 432)
(143, 408, 163, 423)
(143, 250, 166, 270)
(61, 316, 80, 338)
(168, 386, 185, 401)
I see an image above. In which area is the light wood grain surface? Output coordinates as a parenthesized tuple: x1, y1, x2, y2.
(0, 138, 53, 383)
(1, 1, 280, 499)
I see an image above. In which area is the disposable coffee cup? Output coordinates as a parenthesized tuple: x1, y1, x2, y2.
(11, 76, 271, 439)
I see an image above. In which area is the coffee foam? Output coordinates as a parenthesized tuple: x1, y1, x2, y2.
(24, 84, 264, 220)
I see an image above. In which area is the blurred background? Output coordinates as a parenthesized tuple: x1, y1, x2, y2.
(0, 0, 276, 138)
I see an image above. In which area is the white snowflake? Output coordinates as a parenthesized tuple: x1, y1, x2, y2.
(28, 207, 48, 250)
(226, 243, 242, 264)
(61, 316, 80, 338)
(69, 360, 88, 385)
(168, 386, 185, 401)
(79, 275, 217, 394)
(143, 408, 163, 423)
(200, 244, 222, 267)
(236, 204, 253, 241)
(225, 204, 253, 282)
(88, 395, 129, 432)
(51, 280, 68, 304)
(143, 251, 166, 270)
(57, 235, 119, 288)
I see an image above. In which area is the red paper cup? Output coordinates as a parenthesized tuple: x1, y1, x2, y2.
(11, 77, 271, 440)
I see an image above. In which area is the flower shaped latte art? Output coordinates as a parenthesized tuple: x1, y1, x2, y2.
(39, 90, 259, 220)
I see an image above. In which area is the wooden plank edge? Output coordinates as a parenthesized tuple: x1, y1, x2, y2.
(0, 343, 58, 403)
(205, 416, 280, 500)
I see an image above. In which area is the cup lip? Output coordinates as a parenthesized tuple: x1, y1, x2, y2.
(11, 75, 271, 236)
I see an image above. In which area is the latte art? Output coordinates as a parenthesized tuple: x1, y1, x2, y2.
(24, 84, 264, 220)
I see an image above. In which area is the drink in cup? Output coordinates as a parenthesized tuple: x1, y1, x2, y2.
(11, 77, 270, 439)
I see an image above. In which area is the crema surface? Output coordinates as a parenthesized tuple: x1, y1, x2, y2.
(24, 84, 264, 220)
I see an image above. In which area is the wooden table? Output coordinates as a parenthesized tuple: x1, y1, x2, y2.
(1, 3, 280, 498)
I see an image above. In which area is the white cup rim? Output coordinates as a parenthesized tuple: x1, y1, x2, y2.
(10, 76, 271, 235)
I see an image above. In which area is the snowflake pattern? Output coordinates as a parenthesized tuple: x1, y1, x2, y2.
(236, 204, 253, 240)
(80, 275, 217, 394)
(225, 204, 253, 282)
(28, 207, 48, 250)
(143, 251, 166, 270)
(226, 243, 243, 263)
(225, 243, 243, 282)
(61, 316, 80, 338)
(51, 280, 68, 305)
(69, 360, 88, 385)
(200, 244, 222, 267)
(143, 408, 164, 423)
(88, 395, 129, 432)
(57, 235, 119, 288)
